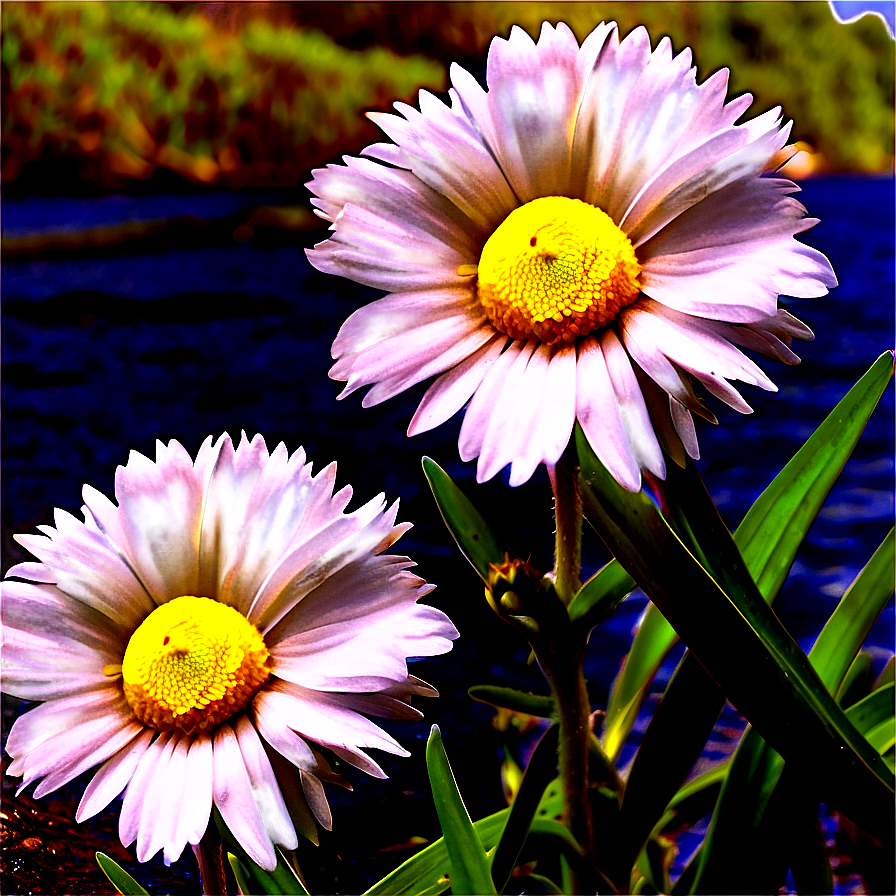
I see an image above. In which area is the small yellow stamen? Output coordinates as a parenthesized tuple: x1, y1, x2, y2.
(477, 196, 641, 345)
(122, 596, 270, 734)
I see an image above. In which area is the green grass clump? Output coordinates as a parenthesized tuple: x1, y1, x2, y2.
(1, 1, 444, 190)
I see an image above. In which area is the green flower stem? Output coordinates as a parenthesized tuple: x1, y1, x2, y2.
(538, 643, 597, 894)
(193, 823, 228, 896)
(553, 452, 583, 604)
(543, 449, 597, 892)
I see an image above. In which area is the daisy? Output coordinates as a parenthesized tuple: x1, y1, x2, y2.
(2, 433, 458, 870)
(307, 21, 837, 491)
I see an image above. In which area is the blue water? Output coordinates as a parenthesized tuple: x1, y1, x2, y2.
(2, 176, 893, 894)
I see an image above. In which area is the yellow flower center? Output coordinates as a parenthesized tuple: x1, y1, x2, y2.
(122, 596, 270, 734)
(476, 197, 642, 345)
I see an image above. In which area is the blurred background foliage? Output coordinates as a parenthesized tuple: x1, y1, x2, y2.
(1, 0, 894, 194)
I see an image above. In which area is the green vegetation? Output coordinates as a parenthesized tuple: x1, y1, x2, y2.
(1, 1, 444, 190)
(1, 1, 892, 192)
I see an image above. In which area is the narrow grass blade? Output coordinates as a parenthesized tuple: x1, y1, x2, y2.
(568, 559, 636, 630)
(468, 685, 555, 717)
(577, 426, 894, 843)
(599, 351, 893, 759)
(422, 457, 506, 583)
(491, 724, 560, 892)
(426, 725, 497, 895)
(95, 854, 149, 896)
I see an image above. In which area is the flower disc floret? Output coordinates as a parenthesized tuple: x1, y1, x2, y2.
(478, 197, 642, 345)
(122, 595, 270, 734)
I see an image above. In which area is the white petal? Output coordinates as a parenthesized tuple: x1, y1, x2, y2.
(119, 731, 174, 851)
(78, 729, 156, 822)
(575, 337, 642, 492)
(457, 341, 522, 462)
(234, 716, 298, 851)
(2, 581, 124, 700)
(601, 330, 665, 479)
(479, 23, 586, 201)
(12, 506, 153, 631)
(213, 724, 277, 871)
(408, 334, 509, 436)
(365, 91, 517, 232)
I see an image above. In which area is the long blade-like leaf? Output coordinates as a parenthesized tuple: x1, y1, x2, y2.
(95, 854, 149, 896)
(577, 426, 894, 843)
(491, 724, 560, 892)
(426, 725, 497, 895)
(601, 351, 893, 757)
(468, 685, 555, 717)
(422, 457, 506, 583)
(568, 559, 636, 630)
(693, 528, 896, 893)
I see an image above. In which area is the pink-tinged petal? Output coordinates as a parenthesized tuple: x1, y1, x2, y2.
(506, 344, 556, 486)
(531, 344, 579, 472)
(629, 301, 778, 395)
(479, 23, 586, 202)
(77, 728, 156, 822)
(11, 507, 153, 631)
(243, 495, 389, 630)
(307, 201, 468, 293)
(626, 108, 792, 248)
(301, 770, 333, 830)
(234, 716, 298, 851)
(458, 341, 523, 462)
(253, 699, 317, 771)
(213, 724, 277, 871)
(309, 155, 477, 254)
(2, 581, 124, 700)
(332, 287, 478, 359)
(259, 684, 411, 760)
(86, 439, 217, 603)
(619, 309, 718, 424)
(6, 689, 142, 796)
(575, 337, 642, 492)
(476, 340, 540, 483)
(408, 334, 510, 436)
(639, 177, 836, 322)
(601, 330, 666, 479)
(196, 433, 271, 602)
(330, 314, 493, 405)
(135, 733, 184, 863)
(671, 399, 700, 460)
(119, 731, 174, 851)
(213, 448, 338, 615)
(268, 552, 456, 692)
(365, 89, 517, 233)
(329, 745, 387, 779)
(179, 734, 215, 847)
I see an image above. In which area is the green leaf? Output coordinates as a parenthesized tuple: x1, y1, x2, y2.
(95, 854, 149, 896)
(568, 559, 636, 630)
(491, 724, 560, 892)
(228, 853, 252, 896)
(426, 725, 497, 895)
(600, 351, 894, 758)
(612, 650, 725, 885)
(602, 604, 676, 761)
(214, 810, 310, 896)
(812, 528, 895, 693)
(577, 426, 894, 844)
(846, 682, 896, 735)
(422, 457, 506, 583)
(694, 530, 896, 893)
(467, 685, 555, 717)
(524, 872, 564, 894)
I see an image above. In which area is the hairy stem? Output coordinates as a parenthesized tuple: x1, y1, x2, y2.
(193, 823, 228, 896)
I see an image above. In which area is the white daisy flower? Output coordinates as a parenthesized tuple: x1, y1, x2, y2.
(2, 433, 458, 869)
(307, 21, 837, 490)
